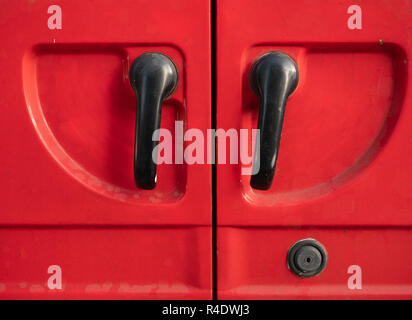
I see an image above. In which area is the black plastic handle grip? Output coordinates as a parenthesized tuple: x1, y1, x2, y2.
(249, 52, 299, 190)
(129, 52, 178, 189)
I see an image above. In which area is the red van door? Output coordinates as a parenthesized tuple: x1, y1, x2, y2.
(216, 0, 412, 299)
(0, 0, 211, 299)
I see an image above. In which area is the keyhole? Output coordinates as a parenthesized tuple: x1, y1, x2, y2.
(306, 257, 312, 263)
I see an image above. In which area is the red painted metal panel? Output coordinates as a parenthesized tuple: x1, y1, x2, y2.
(0, 227, 211, 299)
(217, 0, 412, 298)
(0, 0, 211, 298)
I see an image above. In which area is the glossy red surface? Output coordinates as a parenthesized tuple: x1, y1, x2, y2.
(217, 0, 412, 299)
(1, 0, 412, 300)
(0, 0, 212, 298)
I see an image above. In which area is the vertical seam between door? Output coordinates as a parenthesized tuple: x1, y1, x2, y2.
(211, 0, 217, 301)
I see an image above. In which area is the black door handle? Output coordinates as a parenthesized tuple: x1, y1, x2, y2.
(249, 52, 299, 190)
(129, 52, 178, 189)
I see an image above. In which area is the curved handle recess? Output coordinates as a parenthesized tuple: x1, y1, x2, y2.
(249, 51, 299, 190)
(129, 52, 178, 190)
